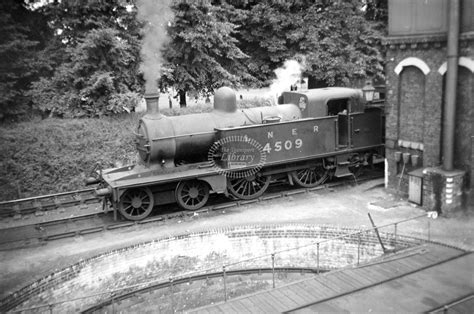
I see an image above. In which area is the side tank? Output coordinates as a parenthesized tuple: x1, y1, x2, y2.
(136, 87, 302, 166)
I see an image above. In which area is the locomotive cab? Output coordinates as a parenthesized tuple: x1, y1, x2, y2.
(280, 87, 365, 119)
(280, 87, 384, 170)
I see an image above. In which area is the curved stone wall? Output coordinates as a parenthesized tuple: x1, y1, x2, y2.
(1, 224, 421, 312)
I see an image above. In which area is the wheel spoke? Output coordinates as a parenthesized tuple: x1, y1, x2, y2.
(292, 162, 328, 188)
(123, 205, 133, 213)
(246, 182, 252, 196)
(118, 187, 154, 221)
(176, 180, 209, 210)
(250, 182, 256, 195)
(227, 173, 270, 200)
(235, 180, 246, 194)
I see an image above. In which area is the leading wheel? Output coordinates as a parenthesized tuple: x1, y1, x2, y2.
(227, 174, 271, 200)
(118, 187, 154, 221)
(175, 180, 210, 210)
(291, 163, 329, 188)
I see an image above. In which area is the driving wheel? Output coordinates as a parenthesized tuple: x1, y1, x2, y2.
(227, 174, 271, 200)
(291, 163, 329, 188)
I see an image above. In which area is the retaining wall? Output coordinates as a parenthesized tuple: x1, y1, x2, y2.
(1, 224, 420, 313)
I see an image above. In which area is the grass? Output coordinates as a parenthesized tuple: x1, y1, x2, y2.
(0, 114, 140, 200)
(0, 98, 267, 201)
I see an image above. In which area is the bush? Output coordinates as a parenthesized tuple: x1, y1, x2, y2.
(0, 114, 140, 200)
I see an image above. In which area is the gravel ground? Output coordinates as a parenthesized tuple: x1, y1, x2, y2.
(1, 178, 473, 300)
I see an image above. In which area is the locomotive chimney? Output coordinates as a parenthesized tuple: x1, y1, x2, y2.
(144, 91, 160, 115)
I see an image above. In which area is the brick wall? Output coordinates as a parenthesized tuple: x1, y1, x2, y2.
(399, 66, 425, 143)
(384, 35, 473, 207)
(2, 225, 420, 312)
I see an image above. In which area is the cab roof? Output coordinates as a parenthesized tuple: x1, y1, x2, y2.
(287, 87, 363, 105)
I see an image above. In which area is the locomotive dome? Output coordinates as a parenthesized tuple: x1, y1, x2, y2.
(214, 86, 237, 112)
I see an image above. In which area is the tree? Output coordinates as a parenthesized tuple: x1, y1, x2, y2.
(160, 0, 257, 105)
(29, 28, 142, 117)
(28, 0, 144, 117)
(232, 0, 304, 85)
(0, 0, 48, 119)
(300, 1, 385, 87)
(233, 0, 386, 87)
(364, 0, 388, 23)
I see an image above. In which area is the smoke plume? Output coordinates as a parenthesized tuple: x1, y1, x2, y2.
(136, 0, 173, 93)
(266, 59, 305, 104)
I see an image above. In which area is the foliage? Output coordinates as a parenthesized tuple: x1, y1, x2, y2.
(231, 0, 303, 84)
(233, 0, 386, 87)
(0, 115, 140, 200)
(160, 0, 386, 94)
(300, 1, 385, 86)
(364, 0, 388, 23)
(160, 0, 258, 96)
(27, 0, 144, 117)
(29, 28, 143, 117)
(1, 0, 386, 118)
(0, 0, 48, 118)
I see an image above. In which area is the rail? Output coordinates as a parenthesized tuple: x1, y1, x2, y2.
(8, 213, 440, 313)
(0, 189, 99, 218)
(0, 172, 383, 247)
(0, 169, 382, 222)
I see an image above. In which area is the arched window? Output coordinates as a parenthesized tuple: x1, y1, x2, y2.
(437, 57, 474, 75)
(394, 57, 430, 76)
(398, 66, 425, 143)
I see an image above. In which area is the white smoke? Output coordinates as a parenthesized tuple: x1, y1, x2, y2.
(266, 59, 304, 105)
(136, 0, 173, 93)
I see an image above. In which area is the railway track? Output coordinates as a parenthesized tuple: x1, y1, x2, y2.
(0, 171, 383, 248)
(0, 189, 100, 219)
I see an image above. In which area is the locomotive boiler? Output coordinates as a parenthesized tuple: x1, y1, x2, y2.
(88, 86, 384, 221)
(136, 87, 301, 166)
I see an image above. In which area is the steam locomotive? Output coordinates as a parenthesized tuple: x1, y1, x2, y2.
(86, 86, 384, 221)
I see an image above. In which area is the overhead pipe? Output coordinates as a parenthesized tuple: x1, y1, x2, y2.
(442, 0, 460, 171)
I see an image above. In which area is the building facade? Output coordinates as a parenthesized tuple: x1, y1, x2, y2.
(384, 0, 473, 212)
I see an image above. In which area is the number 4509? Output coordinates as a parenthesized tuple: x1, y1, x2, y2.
(262, 139, 303, 153)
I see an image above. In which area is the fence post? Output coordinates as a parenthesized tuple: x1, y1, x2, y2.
(223, 265, 227, 302)
(317, 243, 320, 274)
(169, 277, 174, 313)
(49, 303, 53, 314)
(427, 218, 431, 241)
(357, 233, 361, 266)
(271, 253, 276, 288)
(394, 223, 398, 251)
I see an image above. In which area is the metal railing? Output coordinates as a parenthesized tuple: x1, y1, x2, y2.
(7, 213, 436, 313)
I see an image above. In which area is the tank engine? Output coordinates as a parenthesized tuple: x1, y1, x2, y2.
(87, 86, 384, 221)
